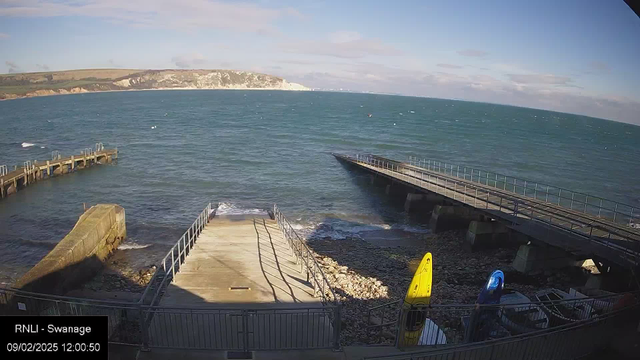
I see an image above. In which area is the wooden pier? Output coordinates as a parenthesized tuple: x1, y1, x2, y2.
(0, 144, 118, 200)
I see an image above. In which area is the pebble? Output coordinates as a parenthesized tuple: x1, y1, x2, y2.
(308, 229, 588, 346)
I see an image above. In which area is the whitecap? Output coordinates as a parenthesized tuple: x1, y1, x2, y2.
(119, 243, 152, 250)
(291, 220, 430, 241)
(215, 202, 268, 215)
(21, 142, 35, 148)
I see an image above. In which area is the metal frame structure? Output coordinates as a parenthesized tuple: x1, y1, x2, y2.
(273, 204, 339, 306)
(345, 154, 640, 268)
(367, 292, 631, 347)
(407, 156, 639, 227)
(364, 300, 639, 360)
(139, 203, 213, 307)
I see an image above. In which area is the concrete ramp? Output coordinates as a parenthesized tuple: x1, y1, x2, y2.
(160, 217, 317, 307)
(149, 215, 334, 349)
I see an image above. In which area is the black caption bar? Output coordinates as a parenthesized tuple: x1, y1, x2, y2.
(1, 316, 108, 360)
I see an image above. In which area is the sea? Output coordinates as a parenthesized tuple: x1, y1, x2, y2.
(1, 90, 639, 284)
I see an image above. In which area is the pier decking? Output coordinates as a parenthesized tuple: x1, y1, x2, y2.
(334, 154, 640, 270)
(0, 145, 117, 199)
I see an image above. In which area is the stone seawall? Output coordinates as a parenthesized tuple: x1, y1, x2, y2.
(13, 204, 126, 294)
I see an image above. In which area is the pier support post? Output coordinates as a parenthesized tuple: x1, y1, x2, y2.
(24, 168, 28, 186)
(46, 161, 50, 177)
(429, 205, 483, 233)
(71, 156, 75, 171)
(9, 180, 17, 195)
(465, 220, 508, 250)
(1, 179, 4, 198)
(404, 193, 424, 212)
(512, 244, 581, 274)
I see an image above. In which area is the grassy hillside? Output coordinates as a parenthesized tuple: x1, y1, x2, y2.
(0, 69, 143, 95)
(0, 68, 307, 99)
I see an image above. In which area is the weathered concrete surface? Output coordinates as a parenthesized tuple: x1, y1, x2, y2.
(429, 205, 483, 233)
(13, 204, 126, 294)
(160, 217, 317, 307)
(465, 220, 508, 250)
(152, 216, 333, 349)
(512, 244, 580, 274)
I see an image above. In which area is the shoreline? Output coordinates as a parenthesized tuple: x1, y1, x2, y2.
(0, 86, 312, 102)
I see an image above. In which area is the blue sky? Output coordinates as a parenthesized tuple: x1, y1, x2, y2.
(1, 0, 639, 124)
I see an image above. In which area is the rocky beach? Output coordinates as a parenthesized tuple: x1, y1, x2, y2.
(307, 229, 592, 345)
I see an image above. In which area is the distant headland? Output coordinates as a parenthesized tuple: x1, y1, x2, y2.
(0, 69, 309, 100)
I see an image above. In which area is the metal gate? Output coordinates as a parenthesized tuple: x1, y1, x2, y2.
(143, 306, 340, 351)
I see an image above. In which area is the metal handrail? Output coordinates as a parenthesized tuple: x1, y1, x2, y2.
(139, 203, 214, 305)
(408, 156, 639, 226)
(397, 157, 640, 240)
(347, 155, 640, 262)
(273, 204, 338, 305)
(357, 155, 635, 235)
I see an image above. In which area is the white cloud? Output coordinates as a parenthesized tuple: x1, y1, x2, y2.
(172, 53, 207, 68)
(507, 74, 573, 85)
(282, 61, 640, 124)
(328, 31, 361, 43)
(0, 33, 9, 38)
(458, 49, 488, 57)
(280, 37, 401, 59)
(437, 63, 463, 69)
(0, 0, 302, 33)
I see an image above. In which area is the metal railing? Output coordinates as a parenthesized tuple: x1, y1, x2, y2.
(0, 165, 7, 176)
(1, 203, 342, 352)
(408, 156, 640, 227)
(145, 305, 337, 350)
(0, 287, 340, 351)
(364, 298, 639, 360)
(139, 203, 213, 307)
(273, 205, 342, 350)
(348, 154, 640, 265)
(273, 204, 339, 306)
(0, 287, 144, 345)
(367, 292, 633, 347)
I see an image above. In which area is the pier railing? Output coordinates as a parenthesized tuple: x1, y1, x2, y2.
(273, 204, 339, 306)
(139, 203, 213, 307)
(408, 156, 640, 227)
(349, 154, 640, 265)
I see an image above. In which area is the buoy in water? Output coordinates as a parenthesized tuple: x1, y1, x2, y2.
(368, 114, 373, 118)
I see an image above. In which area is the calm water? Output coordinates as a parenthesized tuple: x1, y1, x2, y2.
(1, 90, 639, 283)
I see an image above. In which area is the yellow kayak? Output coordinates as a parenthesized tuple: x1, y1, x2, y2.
(402, 252, 432, 346)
